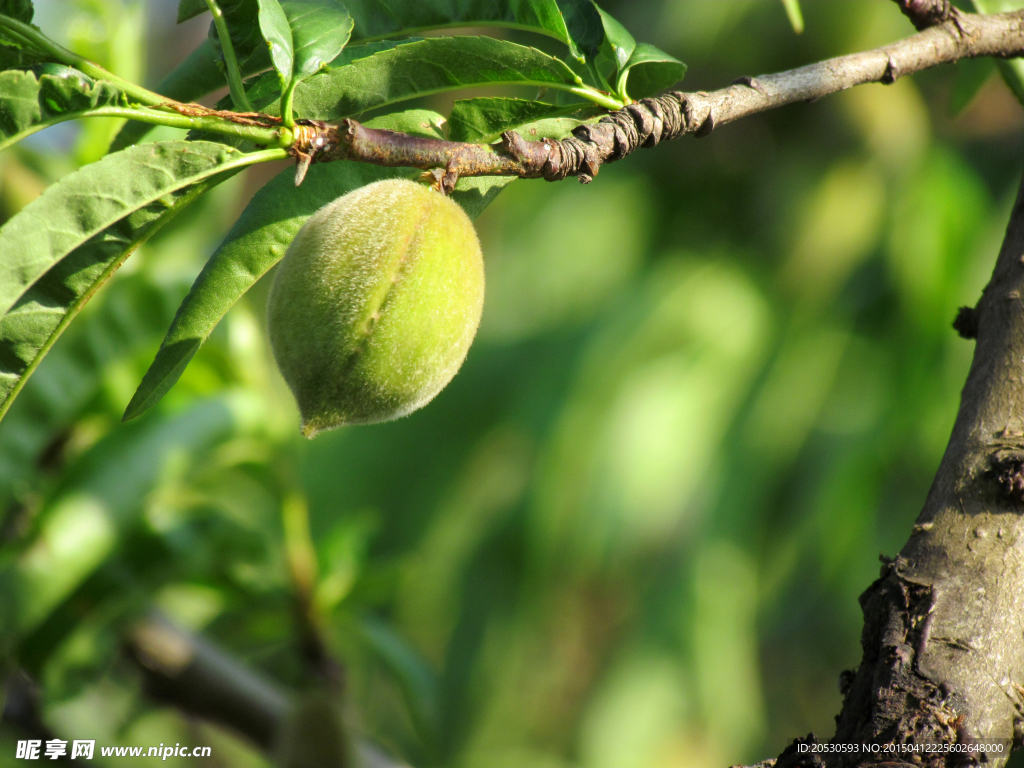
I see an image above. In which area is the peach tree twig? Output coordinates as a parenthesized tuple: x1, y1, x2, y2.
(289, 9, 1024, 191)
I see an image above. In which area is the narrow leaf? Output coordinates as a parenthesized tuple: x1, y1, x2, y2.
(595, 6, 634, 70)
(0, 171, 241, 421)
(0, 68, 126, 153)
(616, 43, 686, 101)
(447, 96, 592, 142)
(781, 0, 804, 34)
(257, 0, 294, 84)
(125, 110, 510, 420)
(0, 141, 282, 320)
(345, 0, 599, 61)
(138, 0, 606, 126)
(244, 37, 599, 121)
(123, 163, 410, 422)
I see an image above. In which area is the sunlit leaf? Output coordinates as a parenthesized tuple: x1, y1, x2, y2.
(447, 96, 592, 142)
(616, 43, 686, 101)
(0, 68, 126, 153)
(144, 0, 606, 132)
(257, 0, 293, 84)
(0, 141, 280, 353)
(243, 37, 600, 121)
(0, 170, 241, 422)
(285, 0, 353, 79)
(594, 6, 634, 70)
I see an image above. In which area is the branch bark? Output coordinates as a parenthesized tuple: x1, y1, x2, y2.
(732, 170, 1024, 768)
(292, 9, 1024, 191)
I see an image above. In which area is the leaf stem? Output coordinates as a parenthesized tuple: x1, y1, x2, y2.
(0, 13, 165, 107)
(568, 85, 623, 111)
(280, 77, 298, 128)
(204, 0, 254, 112)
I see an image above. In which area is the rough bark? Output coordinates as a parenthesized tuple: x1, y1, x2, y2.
(741, 170, 1024, 768)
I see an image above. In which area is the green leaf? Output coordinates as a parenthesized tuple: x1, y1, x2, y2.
(0, 2, 43, 63)
(0, 0, 33, 24)
(124, 110, 509, 421)
(0, 141, 282, 323)
(0, 41, 46, 68)
(0, 68, 126, 153)
(0, 170, 241, 422)
(257, 0, 294, 84)
(245, 36, 616, 120)
(447, 96, 592, 142)
(780, 0, 804, 34)
(10, 398, 242, 635)
(140, 0, 607, 132)
(616, 43, 685, 101)
(594, 6, 634, 70)
(284, 0, 354, 79)
(178, 0, 208, 22)
(344, 0, 601, 62)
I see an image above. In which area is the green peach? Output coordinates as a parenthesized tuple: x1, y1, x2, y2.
(267, 179, 485, 437)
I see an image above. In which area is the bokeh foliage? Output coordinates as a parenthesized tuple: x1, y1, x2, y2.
(1, 0, 1023, 766)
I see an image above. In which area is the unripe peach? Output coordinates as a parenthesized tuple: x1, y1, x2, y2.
(267, 179, 484, 437)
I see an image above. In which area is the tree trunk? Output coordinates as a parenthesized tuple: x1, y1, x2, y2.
(777, 171, 1024, 766)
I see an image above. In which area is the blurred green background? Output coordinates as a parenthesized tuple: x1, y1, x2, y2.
(1, 0, 1022, 766)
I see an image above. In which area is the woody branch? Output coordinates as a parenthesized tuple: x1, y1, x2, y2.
(291, 9, 1024, 191)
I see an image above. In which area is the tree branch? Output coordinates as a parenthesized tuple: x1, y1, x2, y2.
(294, 9, 1024, 191)
(829, 174, 1024, 766)
(727, 168, 1024, 768)
(125, 614, 408, 768)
